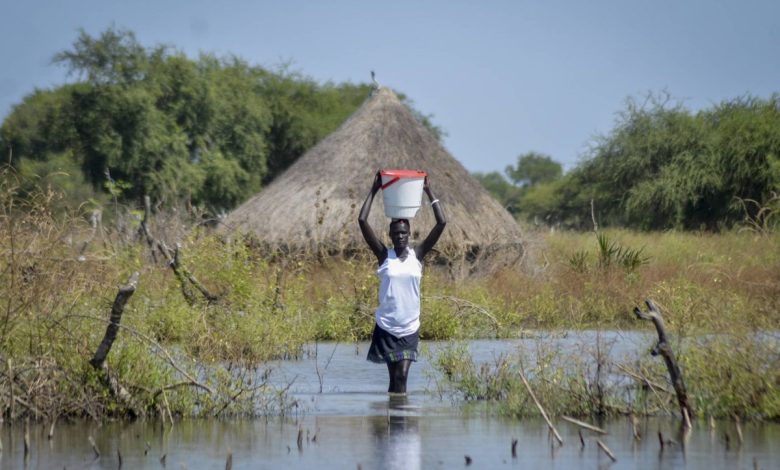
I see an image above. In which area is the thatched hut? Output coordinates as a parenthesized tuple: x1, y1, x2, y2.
(221, 87, 522, 256)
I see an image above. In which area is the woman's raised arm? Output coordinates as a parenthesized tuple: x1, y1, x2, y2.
(415, 177, 447, 260)
(358, 171, 387, 263)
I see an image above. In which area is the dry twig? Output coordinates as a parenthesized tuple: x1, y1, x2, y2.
(597, 439, 617, 462)
(561, 415, 607, 435)
(75, 314, 214, 395)
(518, 367, 563, 446)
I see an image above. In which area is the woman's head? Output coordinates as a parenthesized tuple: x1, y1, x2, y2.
(389, 218, 410, 251)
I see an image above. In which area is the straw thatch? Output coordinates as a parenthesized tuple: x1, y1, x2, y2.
(221, 87, 523, 254)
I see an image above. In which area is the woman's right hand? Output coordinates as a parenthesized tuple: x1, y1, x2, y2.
(423, 175, 433, 197)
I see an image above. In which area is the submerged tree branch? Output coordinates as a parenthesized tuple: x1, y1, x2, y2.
(89, 272, 140, 410)
(633, 299, 694, 426)
(76, 313, 214, 395)
(90, 272, 139, 370)
(519, 366, 564, 445)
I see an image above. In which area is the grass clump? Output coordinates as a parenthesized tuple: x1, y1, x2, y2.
(430, 331, 780, 420)
(0, 171, 298, 421)
(430, 336, 623, 418)
(681, 333, 780, 419)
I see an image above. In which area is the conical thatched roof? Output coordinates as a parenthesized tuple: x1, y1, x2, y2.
(221, 87, 522, 253)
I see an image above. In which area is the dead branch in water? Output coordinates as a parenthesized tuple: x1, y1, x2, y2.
(561, 415, 607, 435)
(597, 439, 617, 462)
(89, 272, 139, 410)
(518, 366, 563, 446)
(23, 419, 30, 458)
(88, 435, 100, 458)
(48, 418, 56, 440)
(77, 313, 214, 395)
(633, 299, 694, 427)
(90, 272, 139, 370)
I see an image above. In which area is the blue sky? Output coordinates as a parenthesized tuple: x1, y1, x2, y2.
(2, 0, 778, 174)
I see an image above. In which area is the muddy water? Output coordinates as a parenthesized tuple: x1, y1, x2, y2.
(2, 334, 778, 469)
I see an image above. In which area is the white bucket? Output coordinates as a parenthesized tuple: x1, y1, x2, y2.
(380, 169, 427, 219)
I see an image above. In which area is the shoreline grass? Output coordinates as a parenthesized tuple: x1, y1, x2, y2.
(1, 177, 778, 421)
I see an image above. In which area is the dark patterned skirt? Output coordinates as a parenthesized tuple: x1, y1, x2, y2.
(366, 324, 419, 364)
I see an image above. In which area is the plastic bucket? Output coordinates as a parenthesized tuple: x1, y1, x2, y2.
(380, 169, 427, 219)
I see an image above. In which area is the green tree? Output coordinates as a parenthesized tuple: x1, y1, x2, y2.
(505, 152, 562, 188)
(258, 68, 370, 182)
(538, 92, 780, 230)
(1, 28, 448, 215)
(515, 178, 566, 224)
(53, 27, 153, 86)
(472, 171, 521, 213)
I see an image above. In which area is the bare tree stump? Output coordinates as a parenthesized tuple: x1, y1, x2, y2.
(90, 272, 140, 369)
(90, 272, 140, 409)
(633, 299, 694, 426)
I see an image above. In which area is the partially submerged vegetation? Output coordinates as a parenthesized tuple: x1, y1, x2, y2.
(1, 169, 779, 422)
(429, 229, 780, 421)
(429, 328, 780, 421)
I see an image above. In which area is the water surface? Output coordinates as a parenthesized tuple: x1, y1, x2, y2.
(3, 335, 778, 469)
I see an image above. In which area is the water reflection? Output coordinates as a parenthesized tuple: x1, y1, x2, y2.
(369, 395, 421, 470)
(3, 403, 780, 469)
(3, 337, 780, 469)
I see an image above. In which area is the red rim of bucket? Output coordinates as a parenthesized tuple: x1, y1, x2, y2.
(380, 169, 427, 189)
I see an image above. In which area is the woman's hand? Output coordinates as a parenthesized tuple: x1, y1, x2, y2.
(415, 174, 446, 261)
(360, 170, 388, 263)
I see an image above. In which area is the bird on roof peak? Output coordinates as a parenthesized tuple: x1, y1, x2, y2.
(370, 70, 380, 94)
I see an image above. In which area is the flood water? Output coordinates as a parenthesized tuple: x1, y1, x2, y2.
(3, 334, 779, 469)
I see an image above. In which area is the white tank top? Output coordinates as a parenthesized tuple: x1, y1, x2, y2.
(375, 247, 422, 337)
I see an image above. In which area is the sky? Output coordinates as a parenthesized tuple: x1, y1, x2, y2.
(2, 0, 779, 174)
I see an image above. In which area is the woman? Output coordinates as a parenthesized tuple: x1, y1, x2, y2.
(358, 171, 446, 394)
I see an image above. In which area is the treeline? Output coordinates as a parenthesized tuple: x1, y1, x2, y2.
(477, 93, 780, 231)
(0, 27, 440, 214)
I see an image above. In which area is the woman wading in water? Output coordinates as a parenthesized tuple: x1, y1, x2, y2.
(358, 171, 446, 394)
